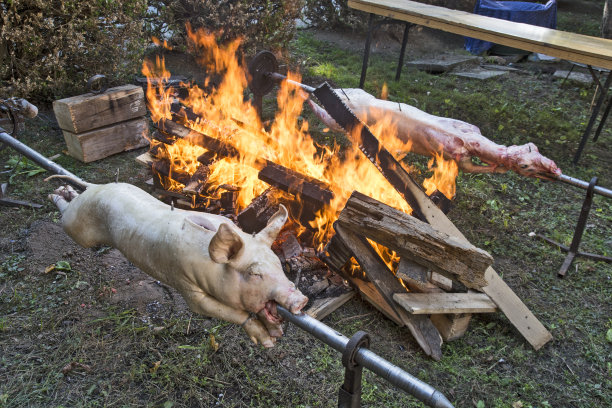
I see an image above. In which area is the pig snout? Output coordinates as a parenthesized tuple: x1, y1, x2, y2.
(275, 286, 308, 314)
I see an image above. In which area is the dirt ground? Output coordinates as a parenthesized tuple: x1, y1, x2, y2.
(1, 4, 611, 407)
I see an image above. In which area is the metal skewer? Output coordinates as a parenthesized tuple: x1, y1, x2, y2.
(277, 306, 454, 408)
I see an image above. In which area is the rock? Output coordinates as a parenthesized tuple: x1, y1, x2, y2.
(407, 54, 480, 73)
(553, 70, 593, 85)
(452, 69, 508, 80)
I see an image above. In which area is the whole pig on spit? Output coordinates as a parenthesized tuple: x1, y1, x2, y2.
(47, 176, 308, 348)
(307, 88, 562, 180)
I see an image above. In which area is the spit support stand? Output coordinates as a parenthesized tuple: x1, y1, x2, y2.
(536, 177, 612, 277)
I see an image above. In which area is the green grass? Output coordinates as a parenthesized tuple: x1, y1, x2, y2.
(1, 17, 612, 408)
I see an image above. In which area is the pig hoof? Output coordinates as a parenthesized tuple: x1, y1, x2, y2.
(268, 327, 283, 338)
(262, 339, 275, 348)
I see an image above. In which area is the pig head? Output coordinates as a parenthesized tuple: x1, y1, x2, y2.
(49, 181, 308, 347)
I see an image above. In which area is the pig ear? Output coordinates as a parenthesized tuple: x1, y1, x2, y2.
(209, 223, 244, 264)
(256, 204, 288, 246)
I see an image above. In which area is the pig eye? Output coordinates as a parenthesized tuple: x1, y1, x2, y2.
(249, 271, 262, 278)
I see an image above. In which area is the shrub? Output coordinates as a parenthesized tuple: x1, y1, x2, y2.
(147, 0, 302, 55)
(0, 0, 148, 102)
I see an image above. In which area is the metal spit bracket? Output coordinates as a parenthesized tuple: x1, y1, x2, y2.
(338, 330, 370, 408)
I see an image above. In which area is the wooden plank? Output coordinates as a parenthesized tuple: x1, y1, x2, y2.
(348, 0, 612, 70)
(338, 191, 492, 289)
(393, 292, 497, 315)
(305, 291, 355, 320)
(136, 152, 154, 166)
(53, 85, 146, 133)
(430, 314, 472, 341)
(335, 145, 552, 350)
(62, 117, 149, 163)
(334, 225, 442, 360)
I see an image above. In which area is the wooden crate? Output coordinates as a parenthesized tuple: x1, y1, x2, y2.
(53, 84, 149, 162)
(62, 117, 149, 163)
(53, 85, 146, 134)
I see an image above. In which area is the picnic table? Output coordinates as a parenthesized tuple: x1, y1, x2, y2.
(348, 0, 612, 163)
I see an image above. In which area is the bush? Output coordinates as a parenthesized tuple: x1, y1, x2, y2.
(0, 0, 148, 102)
(147, 0, 302, 55)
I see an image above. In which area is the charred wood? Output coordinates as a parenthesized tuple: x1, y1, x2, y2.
(258, 162, 333, 208)
(237, 188, 280, 234)
(152, 159, 191, 186)
(333, 224, 443, 360)
(338, 191, 491, 289)
(183, 164, 211, 196)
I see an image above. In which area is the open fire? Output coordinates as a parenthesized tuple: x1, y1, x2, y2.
(142, 27, 458, 253)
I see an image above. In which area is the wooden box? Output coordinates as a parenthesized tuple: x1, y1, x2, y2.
(53, 84, 149, 162)
(53, 85, 146, 134)
(62, 117, 149, 163)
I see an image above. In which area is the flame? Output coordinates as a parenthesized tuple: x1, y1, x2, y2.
(423, 151, 458, 200)
(143, 27, 457, 251)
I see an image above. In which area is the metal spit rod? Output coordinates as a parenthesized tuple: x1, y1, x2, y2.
(277, 306, 454, 408)
(266, 72, 612, 200)
(555, 174, 612, 199)
(0, 130, 86, 189)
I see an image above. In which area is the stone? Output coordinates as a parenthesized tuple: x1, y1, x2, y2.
(553, 70, 593, 85)
(452, 69, 508, 80)
(406, 55, 479, 73)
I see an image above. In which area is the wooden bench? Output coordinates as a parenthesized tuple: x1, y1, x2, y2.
(348, 0, 612, 163)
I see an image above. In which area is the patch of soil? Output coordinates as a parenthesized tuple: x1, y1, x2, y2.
(24, 220, 188, 318)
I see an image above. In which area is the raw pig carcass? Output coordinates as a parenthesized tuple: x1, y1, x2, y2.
(48, 178, 308, 347)
(308, 88, 562, 180)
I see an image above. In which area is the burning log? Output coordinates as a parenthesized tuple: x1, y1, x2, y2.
(152, 129, 176, 145)
(332, 224, 443, 361)
(151, 159, 191, 186)
(157, 119, 334, 209)
(183, 164, 211, 196)
(337, 191, 492, 289)
(396, 259, 443, 294)
(258, 162, 333, 208)
(219, 185, 240, 215)
(237, 188, 281, 233)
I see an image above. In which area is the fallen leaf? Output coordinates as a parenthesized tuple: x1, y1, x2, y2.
(44, 264, 55, 274)
(209, 334, 219, 352)
(512, 402, 524, 408)
(150, 360, 161, 374)
(62, 361, 92, 376)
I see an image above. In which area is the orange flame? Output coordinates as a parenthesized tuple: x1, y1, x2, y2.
(423, 151, 458, 200)
(143, 27, 457, 251)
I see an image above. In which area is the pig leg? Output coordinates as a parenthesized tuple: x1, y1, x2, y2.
(256, 310, 283, 338)
(48, 185, 79, 213)
(182, 290, 276, 347)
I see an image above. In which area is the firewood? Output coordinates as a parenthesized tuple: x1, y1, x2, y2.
(237, 188, 280, 234)
(393, 292, 497, 315)
(305, 290, 355, 321)
(183, 164, 211, 196)
(158, 120, 335, 207)
(152, 129, 176, 145)
(152, 159, 191, 186)
(258, 162, 333, 207)
(61, 117, 149, 163)
(430, 314, 472, 341)
(337, 191, 491, 289)
(220, 190, 239, 215)
(334, 224, 443, 361)
(197, 151, 217, 165)
(396, 258, 443, 294)
(53, 85, 146, 134)
(280, 232, 302, 260)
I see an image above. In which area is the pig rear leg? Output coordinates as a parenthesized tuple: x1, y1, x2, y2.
(183, 290, 276, 347)
(48, 185, 80, 213)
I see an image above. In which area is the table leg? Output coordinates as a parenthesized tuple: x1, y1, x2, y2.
(395, 23, 411, 81)
(592, 93, 611, 142)
(573, 72, 611, 164)
(359, 13, 375, 89)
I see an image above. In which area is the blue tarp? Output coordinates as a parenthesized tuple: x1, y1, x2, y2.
(465, 0, 557, 55)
